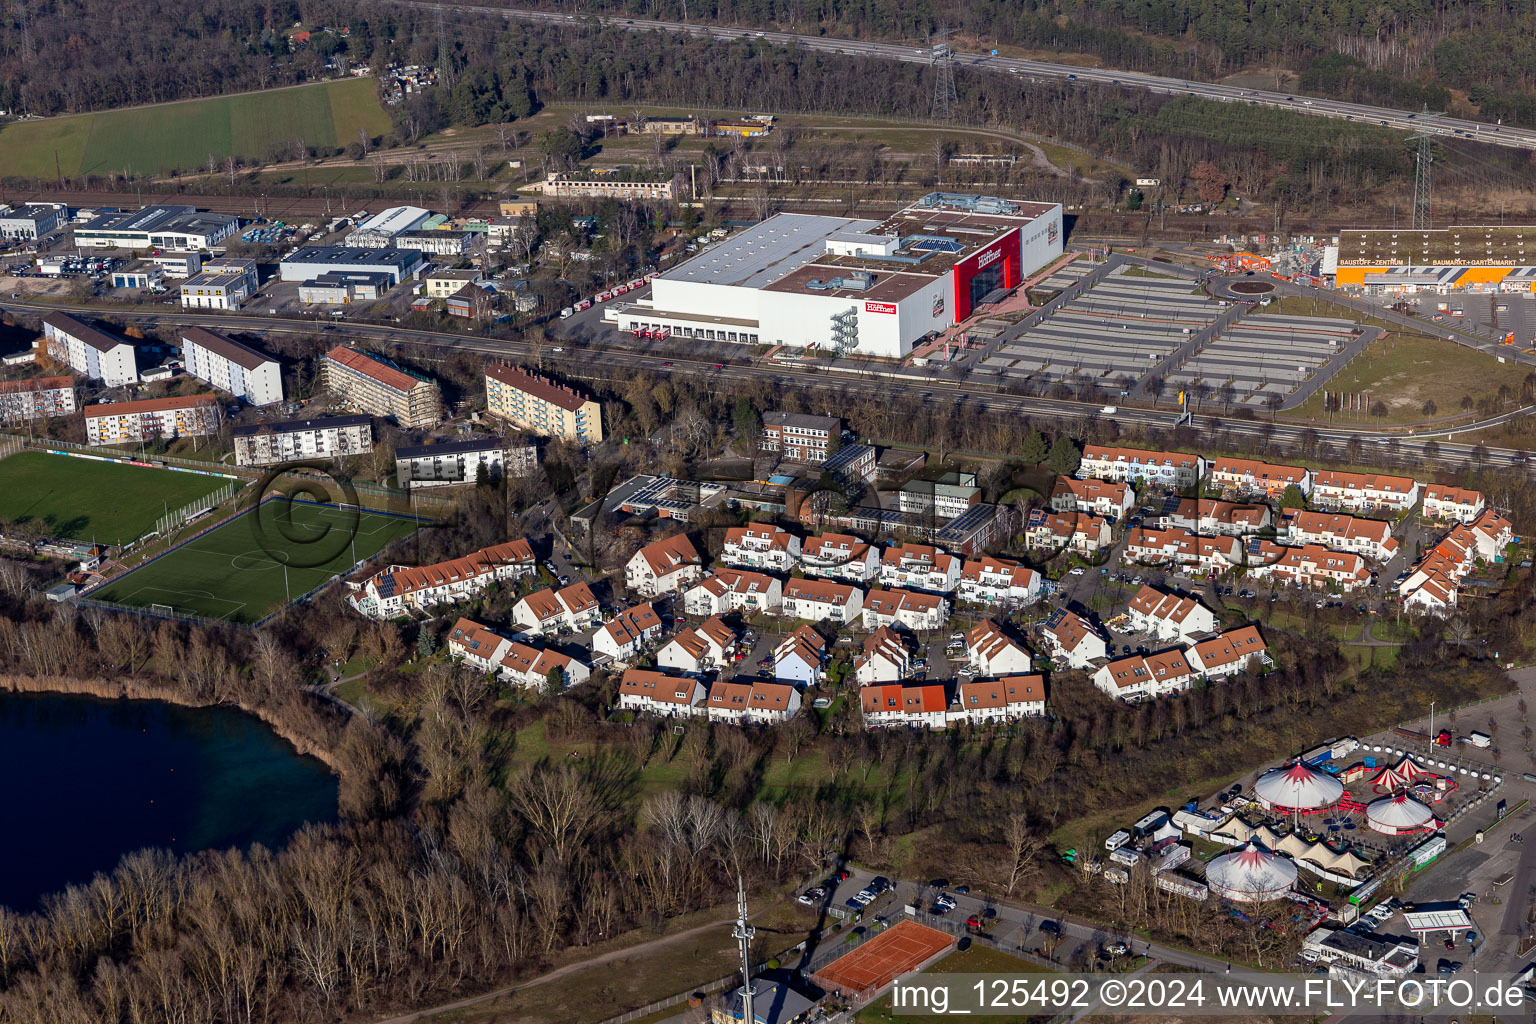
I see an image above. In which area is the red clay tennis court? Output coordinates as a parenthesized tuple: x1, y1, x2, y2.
(812, 919, 953, 996)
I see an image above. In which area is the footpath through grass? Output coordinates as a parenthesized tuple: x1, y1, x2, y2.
(91, 499, 420, 623)
(0, 450, 229, 542)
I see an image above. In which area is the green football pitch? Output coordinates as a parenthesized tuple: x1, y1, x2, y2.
(91, 499, 423, 623)
(0, 451, 230, 543)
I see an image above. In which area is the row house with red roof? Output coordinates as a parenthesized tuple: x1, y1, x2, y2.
(1078, 444, 1206, 489)
(1310, 470, 1420, 513)
(349, 539, 536, 618)
(1277, 509, 1399, 563)
(1123, 526, 1243, 573)
(966, 620, 1033, 677)
(860, 587, 949, 632)
(511, 581, 601, 635)
(957, 556, 1044, 607)
(591, 602, 663, 664)
(878, 542, 961, 593)
(1126, 586, 1218, 643)
(781, 577, 864, 624)
(720, 523, 801, 572)
(854, 626, 913, 685)
(1051, 476, 1135, 520)
(1210, 457, 1313, 499)
(862, 677, 1047, 728)
(861, 683, 950, 729)
(1398, 510, 1514, 615)
(799, 532, 882, 582)
(682, 568, 783, 616)
(705, 679, 803, 725)
(1092, 626, 1268, 700)
(1421, 485, 1485, 524)
(1156, 497, 1271, 537)
(773, 625, 827, 686)
(1247, 542, 1371, 591)
(657, 616, 736, 675)
(624, 533, 703, 597)
(617, 669, 707, 718)
(445, 617, 591, 689)
(1024, 510, 1112, 555)
(1040, 607, 1108, 668)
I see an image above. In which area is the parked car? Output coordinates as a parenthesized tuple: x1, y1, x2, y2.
(965, 914, 984, 929)
(798, 887, 825, 905)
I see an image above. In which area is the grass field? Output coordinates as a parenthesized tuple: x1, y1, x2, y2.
(91, 498, 420, 623)
(0, 450, 229, 542)
(0, 78, 391, 178)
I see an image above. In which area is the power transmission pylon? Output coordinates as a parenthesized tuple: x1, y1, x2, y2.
(1409, 106, 1436, 230)
(931, 27, 957, 122)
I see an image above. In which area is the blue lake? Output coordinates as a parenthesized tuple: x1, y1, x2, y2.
(0, 689, 338, 910)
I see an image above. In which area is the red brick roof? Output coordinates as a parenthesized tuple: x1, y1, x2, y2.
(324, 345, 424, 393)
(83, 393, 218, 418)
(485, 363, 591, 412)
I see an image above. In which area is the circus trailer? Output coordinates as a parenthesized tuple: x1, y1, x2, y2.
(1153, 844, 1191, 873)
(1155, 874, 1208, 901)
(1410, 835, 1447, 868)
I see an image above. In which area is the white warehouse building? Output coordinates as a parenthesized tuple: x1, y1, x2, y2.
(616, 192, 1063, 359)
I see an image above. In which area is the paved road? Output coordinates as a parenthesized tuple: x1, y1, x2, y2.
(8, 298, 1535, 473)
(389, 2, 1536, 152)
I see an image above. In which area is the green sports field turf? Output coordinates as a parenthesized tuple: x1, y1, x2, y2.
(91, 499, 422, 623)
(0, 78, 391, 178)
(0, 451, 230, 543)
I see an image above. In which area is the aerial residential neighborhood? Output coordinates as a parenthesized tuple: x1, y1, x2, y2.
(5, 4, 1536, 1017)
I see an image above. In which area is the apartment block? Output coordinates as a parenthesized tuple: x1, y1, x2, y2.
(179, 327, 282, 406)
(0, 376, 75, 425)
(484, 364, 603, 444)
(231, 415, 373, 467)
(321, 346, 441, 428)
(83, 394, 219, 446)
(41, 313, 137, 386)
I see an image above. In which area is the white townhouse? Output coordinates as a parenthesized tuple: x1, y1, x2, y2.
(1051, 476, 1135, 520)
(1209, 457, 1313, 499)
(1422, 485, 1485, 524)
(1278, 510, 1399, 563)
(705, 680, 802, 725)
(1157, 498, 1270, 537)
(349, 540, 536, 619)
(1124, 526, 1243, 573)
(179, 327, 283, 406)
(624, 534, 703, 597)
(860, 587, 950, 632)
(1188, 626, 1268, 680)
(42, 312, 138, 386)
(878, 542, 961, 593)
(1311, 470, 1420, 513)
(720, 523, 801, 572)
(512, 581, 602, 635)
(967, 620, 1033, 677)
(773, 626, 826, 686)
(1126, 586, 1218, 644)
(1398, 510, 1514, 615)
(498, 642, 592, 690)
(854, 626, 912, 685)
(860, 683, 949, 730)
(1093, 648, 1196, 700)
(617, 669, 705, 718)
(1040, 608, 1108, 669)
(1078, 444, 1206, 489)
(1024, 510, 1111, 555)
(657, 616, 736, 675)
(957, 557, 1044, 607)
(683, 568, 783, 617)
(954, 676, 1046, 724)
(800, 532, 882, 582)
(591, 602, 663, 665)
(444, 618, 592, 689)
(1248, 542, 1371, 591)
(781, 578, 864, 624)
(446, 618, 512, 673)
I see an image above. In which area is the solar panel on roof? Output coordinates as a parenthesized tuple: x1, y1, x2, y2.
(1248, 537, 1263, 555)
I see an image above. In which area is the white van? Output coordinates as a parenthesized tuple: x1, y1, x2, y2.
(1105, 829, 1131, 852)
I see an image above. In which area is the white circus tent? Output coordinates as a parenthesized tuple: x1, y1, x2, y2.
(1205, 840, 1299, 902)
(1254, 761, 1344, 813)
(1365, 792, 1437, 836)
